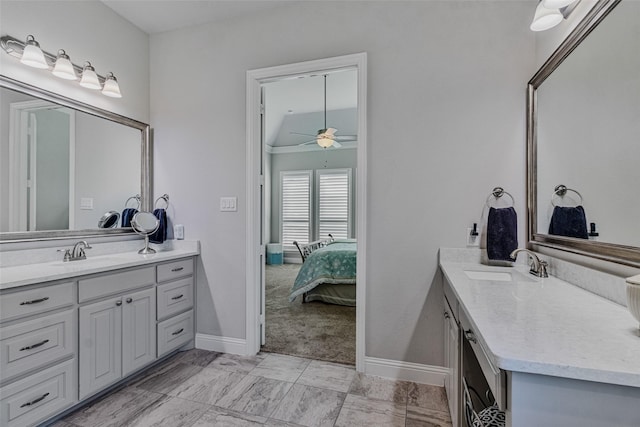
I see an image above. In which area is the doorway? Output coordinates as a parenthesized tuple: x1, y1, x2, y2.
(246, 53, 367, 370)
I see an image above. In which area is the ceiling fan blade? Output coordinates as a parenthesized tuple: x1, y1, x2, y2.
(334, 135, 357, 141)
(290, 131, 316, 137)
(325, 128, 337, 135)
(298, 140, 318, 146)
(332, 141, 342, 148)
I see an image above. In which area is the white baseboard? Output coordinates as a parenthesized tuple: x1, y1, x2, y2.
(364, 357, 448, 386)
(195, 333, 247, 355)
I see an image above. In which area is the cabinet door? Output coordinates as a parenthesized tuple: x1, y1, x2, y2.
(122, 288, 156, 376)
(79, 297, 122, 400)
(444, 298, 459, 427)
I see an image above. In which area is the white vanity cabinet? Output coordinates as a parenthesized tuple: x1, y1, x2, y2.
(155, 259, 195, 357)
(0, 282, 77, 427)
(443, 289, 459, 427)
(78, 267, 156, 400)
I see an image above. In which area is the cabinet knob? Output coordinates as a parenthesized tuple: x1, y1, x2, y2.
(126, 298, 133, 304)
(116, 300, 123, 306)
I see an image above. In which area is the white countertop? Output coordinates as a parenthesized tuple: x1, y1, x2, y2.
(440, 261, 640, 388)
(0, 243, 200, 290)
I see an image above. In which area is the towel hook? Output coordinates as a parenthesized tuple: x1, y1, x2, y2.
(124, 194, 141, 209)
(485, 187, 514, 208)
(551, 185, 583, 207)
(154, 194, 169, 209)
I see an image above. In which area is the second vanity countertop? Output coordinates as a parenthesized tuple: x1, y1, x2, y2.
(0, 241, 200, 290)
(440, 261, 640, 388)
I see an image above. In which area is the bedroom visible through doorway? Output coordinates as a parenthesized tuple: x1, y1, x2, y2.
(261, 69, 357, 365)
(246, 53, 367, 370)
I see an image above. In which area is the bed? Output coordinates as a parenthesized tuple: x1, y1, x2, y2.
(289, 240, 356, 306)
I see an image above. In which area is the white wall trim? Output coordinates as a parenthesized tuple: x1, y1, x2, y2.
(195, 333, 247, 355)
(364, 357, 448, 386)
(246, 53, 368, 371)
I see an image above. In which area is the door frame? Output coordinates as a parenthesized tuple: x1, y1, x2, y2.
(246, 53, 367, 371)
(8, 100, 76, 231)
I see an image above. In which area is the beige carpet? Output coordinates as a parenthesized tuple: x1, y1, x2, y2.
(261, 264, 356, 365)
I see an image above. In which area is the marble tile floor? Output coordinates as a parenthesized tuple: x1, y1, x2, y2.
(52, 349, 452, 427)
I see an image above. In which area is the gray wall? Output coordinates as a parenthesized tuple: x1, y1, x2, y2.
(269, 148, 357, 247)
(151, 1, 536, 365)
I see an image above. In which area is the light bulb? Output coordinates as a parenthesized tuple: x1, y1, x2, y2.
(101, 72, 122, 98)
(20, 35, 48, 69)
(542, 0, 577, 9)
(317, 136, 334, 148)
(530, 2, 563, 31)
(52, 49, 77, 80)
(79, 62, 101, 90)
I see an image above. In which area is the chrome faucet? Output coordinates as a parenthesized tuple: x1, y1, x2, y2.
(510, 248, 548, 278)
(58, 240, 93, 262)
(71, 241, 92, 260)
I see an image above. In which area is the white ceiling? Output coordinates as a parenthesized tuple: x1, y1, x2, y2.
(101, 0, 294, 34)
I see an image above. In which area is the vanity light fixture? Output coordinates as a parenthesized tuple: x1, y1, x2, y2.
(530, 0, 580, 32)
(51, 49, 77, 80)
(79, 62, 101, 90)
(101, 72, 122, 98)
(0, 34, 123, 98)
(19, 35, 48, 69)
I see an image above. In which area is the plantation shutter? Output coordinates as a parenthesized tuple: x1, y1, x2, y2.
(281, 171, 311, 247)
(317, 169, 350, 240)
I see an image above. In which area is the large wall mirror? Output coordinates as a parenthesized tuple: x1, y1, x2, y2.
(0, 76, 151, 242)
(527, 0, 640, 267)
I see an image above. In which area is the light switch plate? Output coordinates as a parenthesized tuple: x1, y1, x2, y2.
(220, 196, 238, 212)
(80, 198, 94, 210)
(174, 224, 184, 240)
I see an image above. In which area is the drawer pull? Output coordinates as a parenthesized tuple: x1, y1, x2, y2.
(20, 339, 50, 351)
(20, 297, 50, 306)
(126, 298, 133, 304)
(464, 329, 477, 344)
(172, 328, 184, 336)
(171, 267, 184, 272)
(171, 294, 184, 300)
(20, 392, 50, 408)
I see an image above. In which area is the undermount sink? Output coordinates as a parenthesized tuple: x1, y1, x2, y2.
(464, 270, 514, 281)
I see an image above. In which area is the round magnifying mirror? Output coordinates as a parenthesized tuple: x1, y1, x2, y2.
(131, 212, 160, 254)
(98, 211, 121, 228)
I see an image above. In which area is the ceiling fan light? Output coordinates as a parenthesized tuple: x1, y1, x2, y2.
(542, 0, 577, 8)
(80, 61, 101, 90)
(530, 2, 563, 31)
(317, 136, 334, 148)
(52, 49, 77, 80)
(20, 35, 48, 69)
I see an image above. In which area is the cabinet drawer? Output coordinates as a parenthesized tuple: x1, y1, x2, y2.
(157, 278, 193, 321)
(1, 311, 75, 385)
(157, 259, 193, 283)
(0, 282, 74, 323)
(157, 310, 193, 357)
(79, 267, 155, 303)
(0, 359, 76, 427)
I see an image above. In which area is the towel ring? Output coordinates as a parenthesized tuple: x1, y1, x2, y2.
(124, 194, 141, 209)
(551, 185, 583, 207)
(155, 194, 169, 209)
(485, 187, 514, 208)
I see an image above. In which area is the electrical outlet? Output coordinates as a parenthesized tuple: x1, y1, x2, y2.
(174, 224, 184, 240)
(466, 227, 480, 247)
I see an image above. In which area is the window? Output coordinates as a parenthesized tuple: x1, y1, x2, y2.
(281, 171, 311, 247)
(316, 169, 351, 240)
(280, 168, 352, 248)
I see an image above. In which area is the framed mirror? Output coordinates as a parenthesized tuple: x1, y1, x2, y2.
(0, 75, 151, 242)
(527, 0, 640, 267)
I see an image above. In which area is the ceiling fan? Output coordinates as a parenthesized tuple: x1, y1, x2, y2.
(291, 74, 357, 149)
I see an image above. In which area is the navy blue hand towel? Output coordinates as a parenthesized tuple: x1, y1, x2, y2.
(121, 208, 138, 227)
(487, 207, 518, 261)
(149, 208, 167, 244)
(548, 205, 588, 239)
